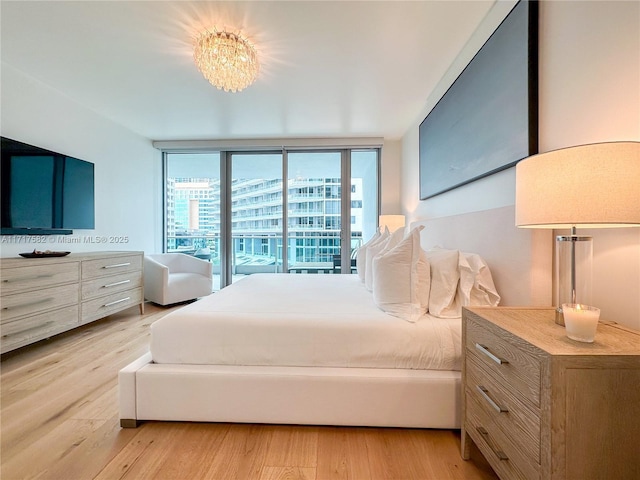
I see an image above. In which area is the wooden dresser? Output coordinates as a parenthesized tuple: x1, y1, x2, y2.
(461, 307, 640, 480)
(1, 251, 143, 354)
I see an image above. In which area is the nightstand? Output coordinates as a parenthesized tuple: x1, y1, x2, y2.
(461, 307, 640, 480)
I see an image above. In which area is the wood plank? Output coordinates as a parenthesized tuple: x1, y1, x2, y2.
(263, 425, 319, 468)
(201, 423, 273, 479)
(31, 414, 139, 480)
(95, 422, 229, 480)
(2, 418, 110, 479)
(418, 429, 498, 480)
(364, 428, 437, 479)
(316, 426, 372, 480)
(93, 422, 186, 479)
(258, 466, 316, 480)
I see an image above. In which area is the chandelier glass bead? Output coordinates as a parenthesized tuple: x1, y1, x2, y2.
(194, 30, 259, 93)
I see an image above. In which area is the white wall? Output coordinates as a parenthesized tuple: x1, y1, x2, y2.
(380, 139, 402, 216)
(400, 0, 640, 329)
(0, 63, 162, 257)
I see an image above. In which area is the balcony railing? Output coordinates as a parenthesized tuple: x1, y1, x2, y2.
(167, 233, 361, 273)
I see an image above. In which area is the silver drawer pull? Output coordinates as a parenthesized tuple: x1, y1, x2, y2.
(475, 343, 509, 365)
(102, 262, 131, 269)
(477, 385, 509, 413)
(3, 274, 55, 283)
(103, 297, 130, 307)
(476, 426, 509, 461)
(2, 297, 53, 311)
(103, 279, 131, 288)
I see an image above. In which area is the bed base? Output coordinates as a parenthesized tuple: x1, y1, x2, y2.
(119, 353, 461, 429)
(119, 206, 550, 429)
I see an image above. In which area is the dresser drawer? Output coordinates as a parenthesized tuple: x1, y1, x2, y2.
(1, 262, 79, 295)
(1, 305, 79, 353)
(1, 284, 79, 322)
(81, 271, 142, 301)
(466, 317, 541, 408)
(466, 355, 540, 463)
(81, 287, 143, 324)
(82, 255, 142, 280)
(466, 392, 539, 480)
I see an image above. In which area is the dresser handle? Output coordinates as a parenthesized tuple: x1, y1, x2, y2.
(476, 427, 509, 461)
(103, 297, 130, 307)
(475, 343, 509, 365)
(103, 279, 131, 288)
(477, 385, 509, 413)
(2, 274, 55, 283)
(2, 297, 53, 311)
(102, 262, 131, 269)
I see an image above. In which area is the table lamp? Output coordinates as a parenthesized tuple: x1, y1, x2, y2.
(379, 214, 406, 233)
(515, 141, 640, 325)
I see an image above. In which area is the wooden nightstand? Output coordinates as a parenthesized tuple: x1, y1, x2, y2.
(461, 307, 640, 480)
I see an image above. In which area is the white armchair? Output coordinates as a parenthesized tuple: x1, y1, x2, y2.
(144, 253, 213, 306)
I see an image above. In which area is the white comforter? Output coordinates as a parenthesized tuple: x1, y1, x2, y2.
(150, 274, 462, 371)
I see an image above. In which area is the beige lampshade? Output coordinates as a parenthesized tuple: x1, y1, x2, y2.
(379, 214, 406, 233)
(515, 142, 640, 228)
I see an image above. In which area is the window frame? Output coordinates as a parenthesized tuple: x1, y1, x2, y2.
(162, 145, 380, 289)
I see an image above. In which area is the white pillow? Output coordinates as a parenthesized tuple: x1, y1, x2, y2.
(356, 230, 381, 282)
(458, 252, 501, 307)
(416, 248, 431, 311)
(402, 226, 430, 311)
(364, 229, 390, 291)
(424, 248, 461, 318)
(385, 226, 407, 250)
(372, 227, 429, 322)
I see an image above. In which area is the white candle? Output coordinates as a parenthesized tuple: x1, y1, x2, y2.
(562, 304, 600, 343)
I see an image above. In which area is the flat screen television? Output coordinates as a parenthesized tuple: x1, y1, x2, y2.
(1, 137, 95, 235)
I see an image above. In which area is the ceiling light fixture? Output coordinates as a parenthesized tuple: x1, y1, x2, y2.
(193, 29, 259, 93)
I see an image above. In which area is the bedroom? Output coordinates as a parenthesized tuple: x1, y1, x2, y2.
(1, 1, 639, 479)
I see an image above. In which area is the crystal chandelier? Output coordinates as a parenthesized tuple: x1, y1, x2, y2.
(193, 29, 259, 93)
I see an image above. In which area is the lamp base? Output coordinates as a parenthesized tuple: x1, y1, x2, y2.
(555, 233, 592, 328)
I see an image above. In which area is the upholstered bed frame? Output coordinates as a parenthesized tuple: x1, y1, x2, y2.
(119, 206, 551, 429)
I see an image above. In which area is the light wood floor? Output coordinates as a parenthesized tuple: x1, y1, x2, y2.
(1, 303, 498, 480)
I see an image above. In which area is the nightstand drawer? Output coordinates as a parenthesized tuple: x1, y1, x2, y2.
(466, 317, 541, 407)
(466, 392, 539, 480)
(82, 255, 142, 280)
(466, 354, 540, 464)
(81, 271, 142, 300)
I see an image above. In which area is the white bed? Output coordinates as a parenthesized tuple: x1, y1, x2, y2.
(120, 206, 552, 428)
(150, 274, 461, 370)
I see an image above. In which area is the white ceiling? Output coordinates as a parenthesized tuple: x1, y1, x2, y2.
(1, 0, 496, 142)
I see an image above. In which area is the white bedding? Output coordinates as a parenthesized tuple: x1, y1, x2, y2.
(151, 273, 461, 371)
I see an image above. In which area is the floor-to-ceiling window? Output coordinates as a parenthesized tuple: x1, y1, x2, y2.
(165, 152, 222, 288)
(231, 152, 283, 283)
(351, 149, 379, 261)
(287, 151, 343, 273)
(163, 146, 379, 290)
